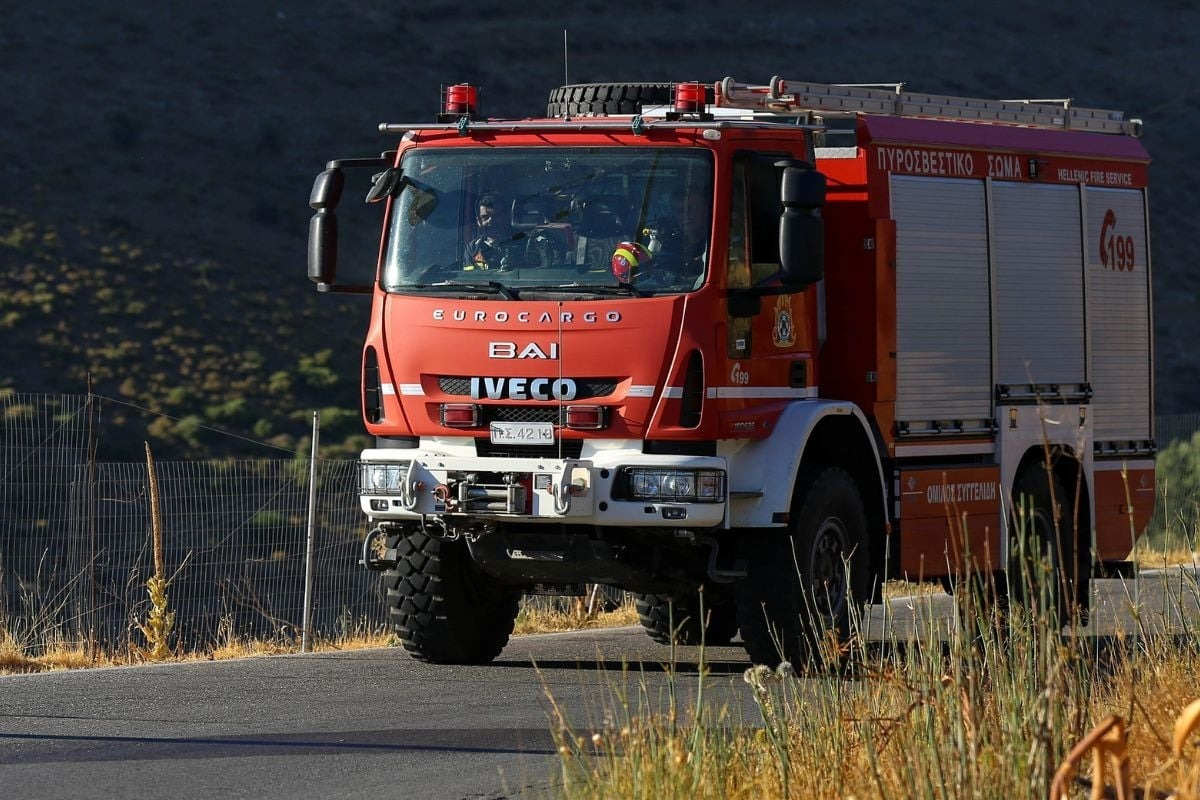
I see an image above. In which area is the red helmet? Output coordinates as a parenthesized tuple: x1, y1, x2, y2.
(610, 241, 651, 282)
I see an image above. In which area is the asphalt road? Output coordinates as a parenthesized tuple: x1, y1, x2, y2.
(2, 567, 1196, 800)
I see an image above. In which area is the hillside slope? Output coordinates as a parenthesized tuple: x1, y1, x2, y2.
(1, 0, 1196, 458)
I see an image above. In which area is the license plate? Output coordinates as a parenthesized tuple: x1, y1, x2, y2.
(489, 421, 555, 445)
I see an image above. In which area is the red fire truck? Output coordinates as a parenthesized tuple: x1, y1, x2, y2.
(307, 77, 1155, 665)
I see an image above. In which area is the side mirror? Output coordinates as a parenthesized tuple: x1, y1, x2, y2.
(365, 168, 402, 204)
(309, 168, 345, 212)
(778, 166, 826, 289)
(308, 211, 338, 285)
(308, 167, 344, 285)
(306, 157, 390, 294)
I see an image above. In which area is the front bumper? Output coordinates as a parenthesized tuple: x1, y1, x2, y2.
(358, 445, 727, 528)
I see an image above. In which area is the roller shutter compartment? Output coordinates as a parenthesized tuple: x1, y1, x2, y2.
(891, 176, 992, 426)
(1086, 187, 1151, 444)
(992, 181, 1085, 388)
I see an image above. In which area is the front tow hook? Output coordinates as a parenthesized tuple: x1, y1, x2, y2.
(360, 526, 398, 571)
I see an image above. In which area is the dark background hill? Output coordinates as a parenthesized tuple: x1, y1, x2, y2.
(2, 0, 1196, 460)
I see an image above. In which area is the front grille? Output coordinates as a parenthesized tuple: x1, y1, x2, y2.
(485, 406, 561, 424)
(476, 438, 584, 459)
(438, 377, 474, 395)
(437, 376, 618, 399)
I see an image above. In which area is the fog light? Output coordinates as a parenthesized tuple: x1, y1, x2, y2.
(360, 462, 405, 493)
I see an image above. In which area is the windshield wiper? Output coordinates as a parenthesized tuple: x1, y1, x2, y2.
(521, 282, 648, 298)
(391, 280, 517, 299)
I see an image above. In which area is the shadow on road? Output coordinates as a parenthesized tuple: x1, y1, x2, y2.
(0, 727, 558, 765)
(494, 655, 750, 675)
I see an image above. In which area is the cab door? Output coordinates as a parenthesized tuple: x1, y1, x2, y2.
(719, 152, 818, 437)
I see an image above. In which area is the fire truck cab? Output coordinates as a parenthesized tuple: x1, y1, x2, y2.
(308, 78, 1155, 665)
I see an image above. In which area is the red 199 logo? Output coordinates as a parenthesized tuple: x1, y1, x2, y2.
(1100, 209, 1136, 271)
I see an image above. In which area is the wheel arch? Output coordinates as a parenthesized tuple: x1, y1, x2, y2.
(1009, 444, 1092, 563)
(796, 412, 891, 588)
(726, 401, 889, 576)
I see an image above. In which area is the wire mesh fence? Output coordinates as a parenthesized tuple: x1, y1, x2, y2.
(1, 393, 380, 655)
(86, 458, 377, 649)
(1159, 413, 1200, 447)
(1150, 413, 1200, 551)
(3, 394, 1198, 656)
(1, 392, 96, 650)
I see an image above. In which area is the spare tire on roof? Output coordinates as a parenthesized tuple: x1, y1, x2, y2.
(546, 83, 680, 117)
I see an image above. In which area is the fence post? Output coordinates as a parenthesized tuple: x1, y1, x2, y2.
(85, 376, 98, 659)
(301, 410, 320, 653)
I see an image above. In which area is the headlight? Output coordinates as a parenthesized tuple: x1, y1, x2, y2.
(622, 468, 725, 503)
(663, 472, 695, 497)
(359, 462, 406, 494)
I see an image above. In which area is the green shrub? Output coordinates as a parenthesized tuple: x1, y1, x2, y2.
(1145, 431, 1200, 551)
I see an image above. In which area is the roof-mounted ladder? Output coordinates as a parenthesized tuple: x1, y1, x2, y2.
(715, 76, 1142, 136)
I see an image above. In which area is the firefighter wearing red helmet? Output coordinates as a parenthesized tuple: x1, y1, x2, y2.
(630, 191, 708, 286)
(610, 241, 652, 282)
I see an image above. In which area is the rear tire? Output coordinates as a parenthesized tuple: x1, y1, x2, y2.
(1006, 464, 1084, 625)
(635, 586, 738, 646)
(546, 83, 679, 117)
(380, 529, 521, 664)
(736, 467, 871, 667)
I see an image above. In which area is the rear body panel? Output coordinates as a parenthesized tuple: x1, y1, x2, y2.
(820, 116, 1154, 572)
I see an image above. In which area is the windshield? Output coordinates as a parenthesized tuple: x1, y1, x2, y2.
(381, 147, 714, 297)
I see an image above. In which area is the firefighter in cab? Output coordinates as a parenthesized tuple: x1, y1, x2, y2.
(466, 193, 521, 270)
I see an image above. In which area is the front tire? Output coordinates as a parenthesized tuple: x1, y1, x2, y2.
(736, 467, 871, 667)
(380, 529, 521, 664)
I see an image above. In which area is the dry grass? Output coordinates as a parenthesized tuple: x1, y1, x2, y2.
(547, 572, 1200, 800)
(549, 632, 1200, 799)
(0, 634, 120, 674)
(0, 630, 400, 675)
(1132, 545, 1200, 569)
(0, 591, 640, 676)
(1090, 637, 1200, 796)
(882, 579, 943, 600)
(515, 595, 641, 635)
(204, 630, 396, 662)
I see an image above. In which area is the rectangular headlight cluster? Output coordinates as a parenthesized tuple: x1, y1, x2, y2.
(622, 468, 726, 503)
(359, 461, 409, 495)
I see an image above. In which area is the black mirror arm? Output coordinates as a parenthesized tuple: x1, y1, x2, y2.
(327, 156, 390, 170)
(316, 283, 373, 295)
